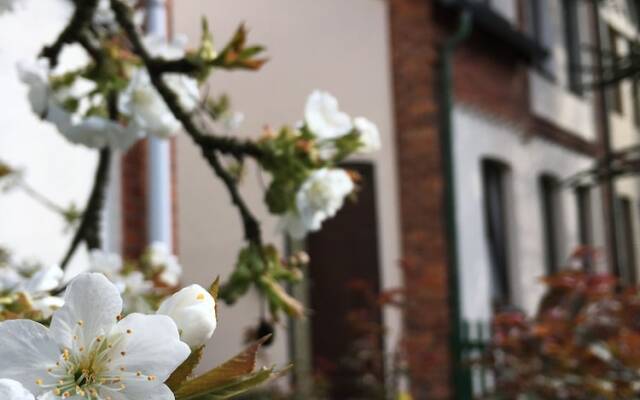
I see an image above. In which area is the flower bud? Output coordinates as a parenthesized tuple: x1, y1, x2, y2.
(157, 284, 217, 348)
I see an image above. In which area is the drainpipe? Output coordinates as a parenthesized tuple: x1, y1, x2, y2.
(438, 10, 473, 400)
(146, 0, 174, 251)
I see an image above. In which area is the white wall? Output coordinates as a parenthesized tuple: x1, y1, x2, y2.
(173, 0, 401, 375)
(528, 0, 598, 142)
(453, 106, 602, 321)
(0, 1, 97, 273)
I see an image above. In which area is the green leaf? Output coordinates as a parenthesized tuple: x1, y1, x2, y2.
(199, 17, 217, 62)
(166, 346, 205, 391)
(174, 337, 271, 399)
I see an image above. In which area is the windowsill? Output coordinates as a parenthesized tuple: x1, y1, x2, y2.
(528, 70, 597, 142)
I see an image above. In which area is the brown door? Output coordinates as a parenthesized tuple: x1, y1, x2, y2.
(307, 162, 385, 399)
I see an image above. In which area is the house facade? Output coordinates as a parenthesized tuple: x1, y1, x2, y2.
(1, 1, 639, 399)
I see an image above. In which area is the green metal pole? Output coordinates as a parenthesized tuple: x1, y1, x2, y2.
(438, 10, 473, 400)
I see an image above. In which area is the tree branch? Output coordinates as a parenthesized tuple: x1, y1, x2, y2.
(111, 0, 263, 246)
(40, 0, 100, 67)
(60, 148, 112, 269)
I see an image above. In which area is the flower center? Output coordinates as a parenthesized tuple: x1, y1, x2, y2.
(35, 321, 156, 399)
(308, 181, 332, 210)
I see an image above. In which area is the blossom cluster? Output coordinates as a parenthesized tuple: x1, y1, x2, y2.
(261, 90, 381, 239)
(18, 35, 200, 151)
(0, 242, 182, 323)
(0, 272, 218, 399)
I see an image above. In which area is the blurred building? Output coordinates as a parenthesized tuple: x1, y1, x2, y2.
(2, 1, 640, 399)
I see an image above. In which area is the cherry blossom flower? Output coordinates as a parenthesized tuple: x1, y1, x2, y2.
(0, 273, 190, 399)
(281, 168, 354, 239)
(118, 68, 200, 138)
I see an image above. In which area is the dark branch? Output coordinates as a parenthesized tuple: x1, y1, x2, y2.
(40, 0, 100, 67)
(111, 0, 263, 246)
(60, 148, 112, 269)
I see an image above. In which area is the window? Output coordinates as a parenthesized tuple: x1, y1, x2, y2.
(482, 160, 512, 309)
(529, 0, 554, 78)
(562, 0, 583, 95)
(604, 26, 624, 114)
(539, 174, 563, 275)
(617, 197, 638, 284)
(575, 186, 594, 270)
(631, 40, 640, 126)
(633, 78, 640, 127)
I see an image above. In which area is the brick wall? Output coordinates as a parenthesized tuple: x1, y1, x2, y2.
(121, 140, 149, 260)
(389, 1, 600, 398)
(389, 1, 454, 398)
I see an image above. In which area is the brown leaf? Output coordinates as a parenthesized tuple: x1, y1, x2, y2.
(174, 336, 270, 398)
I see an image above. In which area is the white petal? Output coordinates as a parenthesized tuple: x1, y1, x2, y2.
(304, 90, 353, 140)
(100, 382, 175, 400)
(278, 212, 308, 240)
(0, 320, 60, 393)
(49, 273, 122, 349)
(30, 296, 65, 319)
(89, 249, 123, 278)
(0, 379, 35, 400)
(21, 264, 63, 294)
(110, 313, 190, 383)
(354, 116, 381, 153)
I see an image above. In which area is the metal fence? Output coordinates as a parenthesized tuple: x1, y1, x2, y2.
(459, 320, 494, 400)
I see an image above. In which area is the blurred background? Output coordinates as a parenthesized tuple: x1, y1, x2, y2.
(2, 0, 640, 399)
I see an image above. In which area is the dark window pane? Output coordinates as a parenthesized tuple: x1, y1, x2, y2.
(617, 197, 638, 284)
(575, 186, 594, 271)
(562, 0, 583, 95)
(482, 160, 511, 309)
(540, 175, 561, 275)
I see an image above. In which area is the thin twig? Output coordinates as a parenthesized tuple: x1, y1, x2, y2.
(111, 0, 263, 246)
(16, 181, 68, 215)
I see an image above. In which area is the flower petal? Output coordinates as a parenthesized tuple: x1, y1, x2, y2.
(0, 320, 59, 393)
(21, 264, 63, 294)
(110, 313, 190, 384)
(49, 273, 122, 349)
(100, 382, 175, 400)
(0, 379, 35, 400)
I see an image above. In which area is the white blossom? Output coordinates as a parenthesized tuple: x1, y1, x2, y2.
(304, 90, 353, 140)
(148, 242, 183, 287)
(157, 284, 217, 349)
(17, 62, 143, 150)
(17, 60, 50, 117)
(0, 273, 191, 399)
(281, 168, 354, 239)
(0, 263, 64, 318)
(144, 34, 189, 59)
(88, 249, 156, 314)
(0, 379, 34, 400)
(118, 68, 200, 138)
(354, 117, 381, 153)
